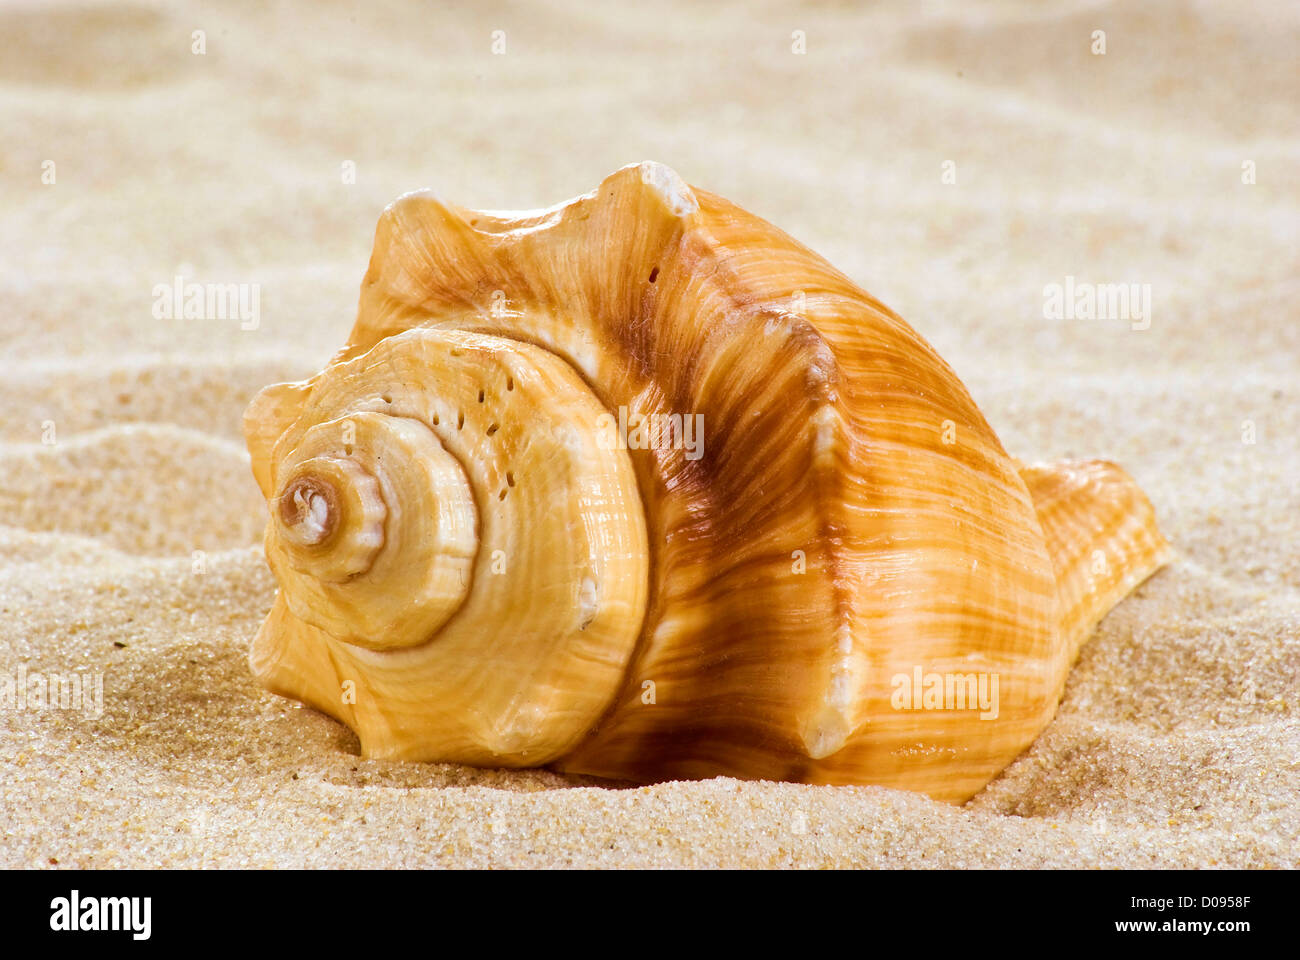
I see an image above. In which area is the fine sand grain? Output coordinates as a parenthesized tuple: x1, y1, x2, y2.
(1, 0, 1296, 867)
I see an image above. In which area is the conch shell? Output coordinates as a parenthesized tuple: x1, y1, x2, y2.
(243, 162, 1169, 803)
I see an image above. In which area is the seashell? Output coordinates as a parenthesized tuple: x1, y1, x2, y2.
(243, 162, 1170, 803)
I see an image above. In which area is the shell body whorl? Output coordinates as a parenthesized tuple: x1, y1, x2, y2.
(244, 163, 1170, 802)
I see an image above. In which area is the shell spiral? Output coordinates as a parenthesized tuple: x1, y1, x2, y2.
(244, 162, 1169, 802)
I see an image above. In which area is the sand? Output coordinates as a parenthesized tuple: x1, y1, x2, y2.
(1, 0, 1296, 868)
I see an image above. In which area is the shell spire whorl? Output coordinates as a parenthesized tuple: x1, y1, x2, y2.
(243, 163, 1169, 802)
(247, 330, 649, 764)
(264, 410, 476, 651)
(274, 455, 385, 572)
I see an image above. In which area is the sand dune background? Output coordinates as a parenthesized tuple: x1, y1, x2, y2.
(1, 0, 1296, 867)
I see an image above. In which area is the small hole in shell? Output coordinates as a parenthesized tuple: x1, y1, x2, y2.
(382, 394, 392, 404)
(648, 266, 660, 283)
(457, 411, 464, 430)
(506, 471, 515, 487)
(344, 444, 353, 455)
(506, 376, 514, 391)
(432, 413, 440, 425)
(498, 489, 507, 500)
(486, 423, 499, 436)
(477, 389, 485, 403)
